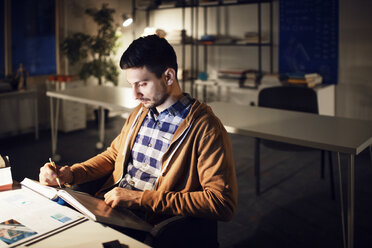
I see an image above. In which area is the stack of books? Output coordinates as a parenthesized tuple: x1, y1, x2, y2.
(157, 0, 177, 8)
(199, 0, 219, 6)
(236, 31, 266, 44)
(282, 72, 323, 88)
(260, 73, 281, 86)
(135, 0, 157, 9)
(166, 29, 192, 44)
(218, 68, 259, 89)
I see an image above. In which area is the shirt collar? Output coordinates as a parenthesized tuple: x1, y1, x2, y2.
(148, 93, 194, 120)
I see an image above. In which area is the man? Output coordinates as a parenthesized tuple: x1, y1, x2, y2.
(39, 35, 237, 225)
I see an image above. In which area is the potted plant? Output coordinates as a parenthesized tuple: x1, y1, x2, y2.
(60, 3, 121, 125)
(60, 3, 120, 86)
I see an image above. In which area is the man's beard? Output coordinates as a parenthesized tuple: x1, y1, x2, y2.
(145, 82, 169, 109)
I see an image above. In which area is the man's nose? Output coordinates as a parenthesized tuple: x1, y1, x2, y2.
(132, 85, 141, 99)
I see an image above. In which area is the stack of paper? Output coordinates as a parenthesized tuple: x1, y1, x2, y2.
(0, 155, 12, 191)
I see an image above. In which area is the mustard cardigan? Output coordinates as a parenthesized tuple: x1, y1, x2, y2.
(70, 100, 238, 223)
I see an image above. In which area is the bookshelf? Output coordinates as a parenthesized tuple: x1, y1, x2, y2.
(132, 0, 274, 99)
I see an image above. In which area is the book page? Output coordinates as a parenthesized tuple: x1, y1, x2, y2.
(0, 188, 85, 248)
(18, 178, 152, 232)
(0, 167, 12, 188)
(20, 178, 58, 200)
(57, 190, 96, 221)
(62, 189, 153, 232)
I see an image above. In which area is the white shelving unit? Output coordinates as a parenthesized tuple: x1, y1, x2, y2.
(0, 90, 38, 138)
(46, 80, 86, 132)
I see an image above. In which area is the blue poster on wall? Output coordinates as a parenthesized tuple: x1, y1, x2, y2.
(11, 0, 56, 76)
(279, 0, 338, 84)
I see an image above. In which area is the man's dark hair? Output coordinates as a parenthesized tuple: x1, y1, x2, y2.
(120, 35, 178, 78)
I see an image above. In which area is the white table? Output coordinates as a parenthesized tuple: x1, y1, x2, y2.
(46, 86, 138, 161)
(209, 101, 372, 248)
(19, 219, 150, 248)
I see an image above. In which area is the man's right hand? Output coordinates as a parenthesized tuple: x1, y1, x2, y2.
(39, 162, 73, 186)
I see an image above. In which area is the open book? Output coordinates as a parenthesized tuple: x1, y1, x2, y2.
(0, 187, 85, 247)
(20, 178, 152, 232)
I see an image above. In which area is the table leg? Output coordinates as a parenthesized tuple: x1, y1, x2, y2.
(337, 152, 346, 248)
(328, 151, 335, 200)
(96, 106, 105, 149)
(203, 85, 207, 103)
(321, 150, 325, 179)
(34, 95, 39, 140)
(338, 152, 356, 248)
(254, 138, 261, 195)
(49, 97, 61, 161)
(347, 154, 355, 248)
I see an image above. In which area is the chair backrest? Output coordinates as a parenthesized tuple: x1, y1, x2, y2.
(147, 216, 218, 248)
(258, 86, 318, 114)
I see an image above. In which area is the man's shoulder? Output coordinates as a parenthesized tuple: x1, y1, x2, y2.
(189, 101, 224, 130)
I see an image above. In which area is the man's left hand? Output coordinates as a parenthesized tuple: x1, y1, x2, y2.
(104, 187, 143, 208)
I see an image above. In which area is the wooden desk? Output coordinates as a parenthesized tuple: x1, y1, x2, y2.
(209, 101, 372, 248)
(46, 86, 138, 161)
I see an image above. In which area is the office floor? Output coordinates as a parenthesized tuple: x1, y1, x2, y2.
(1, 116, 371, 248)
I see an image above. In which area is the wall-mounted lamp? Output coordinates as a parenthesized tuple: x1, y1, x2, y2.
(122, 14, 133, 27)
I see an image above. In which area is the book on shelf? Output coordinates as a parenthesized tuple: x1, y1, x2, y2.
(223, 0, 238, 4)
(260, 73, 281, 86)
(281, 72, 323, 88)
(235, 31, 267, 44)
(218, 68, 259, 88)
(135, 0, 157, 9)
(218, 68, 258, 79)
(157, 0, 177, 8)
(20, 178, 152, 232)
(214, 35, 238, 45)
(166, 29, 193, 44)
(222, 78, 257, 89)
(199, 0, 219, 6)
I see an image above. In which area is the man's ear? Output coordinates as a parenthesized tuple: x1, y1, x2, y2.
(164, 68, 176, 85)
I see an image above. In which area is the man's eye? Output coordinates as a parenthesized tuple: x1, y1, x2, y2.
(138, 82, 147, 87)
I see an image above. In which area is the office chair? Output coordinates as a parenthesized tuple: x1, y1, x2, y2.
(255, 85, 335, 199)
(144, 216, 218, 248)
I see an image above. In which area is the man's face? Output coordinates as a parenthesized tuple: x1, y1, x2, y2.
(126, 66, 169, 109)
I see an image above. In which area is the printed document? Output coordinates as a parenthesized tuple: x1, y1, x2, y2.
(0, 188, 85, 247)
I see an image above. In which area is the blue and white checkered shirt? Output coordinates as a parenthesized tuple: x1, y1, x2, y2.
(119, 94, 194, 191)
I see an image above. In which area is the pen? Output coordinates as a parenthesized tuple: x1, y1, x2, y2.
(49, 158, 62, 188)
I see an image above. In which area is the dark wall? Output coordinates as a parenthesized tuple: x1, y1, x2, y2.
(0, 0, 4, 78)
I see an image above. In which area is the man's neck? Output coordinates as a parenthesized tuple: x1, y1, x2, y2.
(155, 92, 183, 113)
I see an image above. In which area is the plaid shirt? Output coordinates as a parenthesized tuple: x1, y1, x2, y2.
(119, 94, 194, 191)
